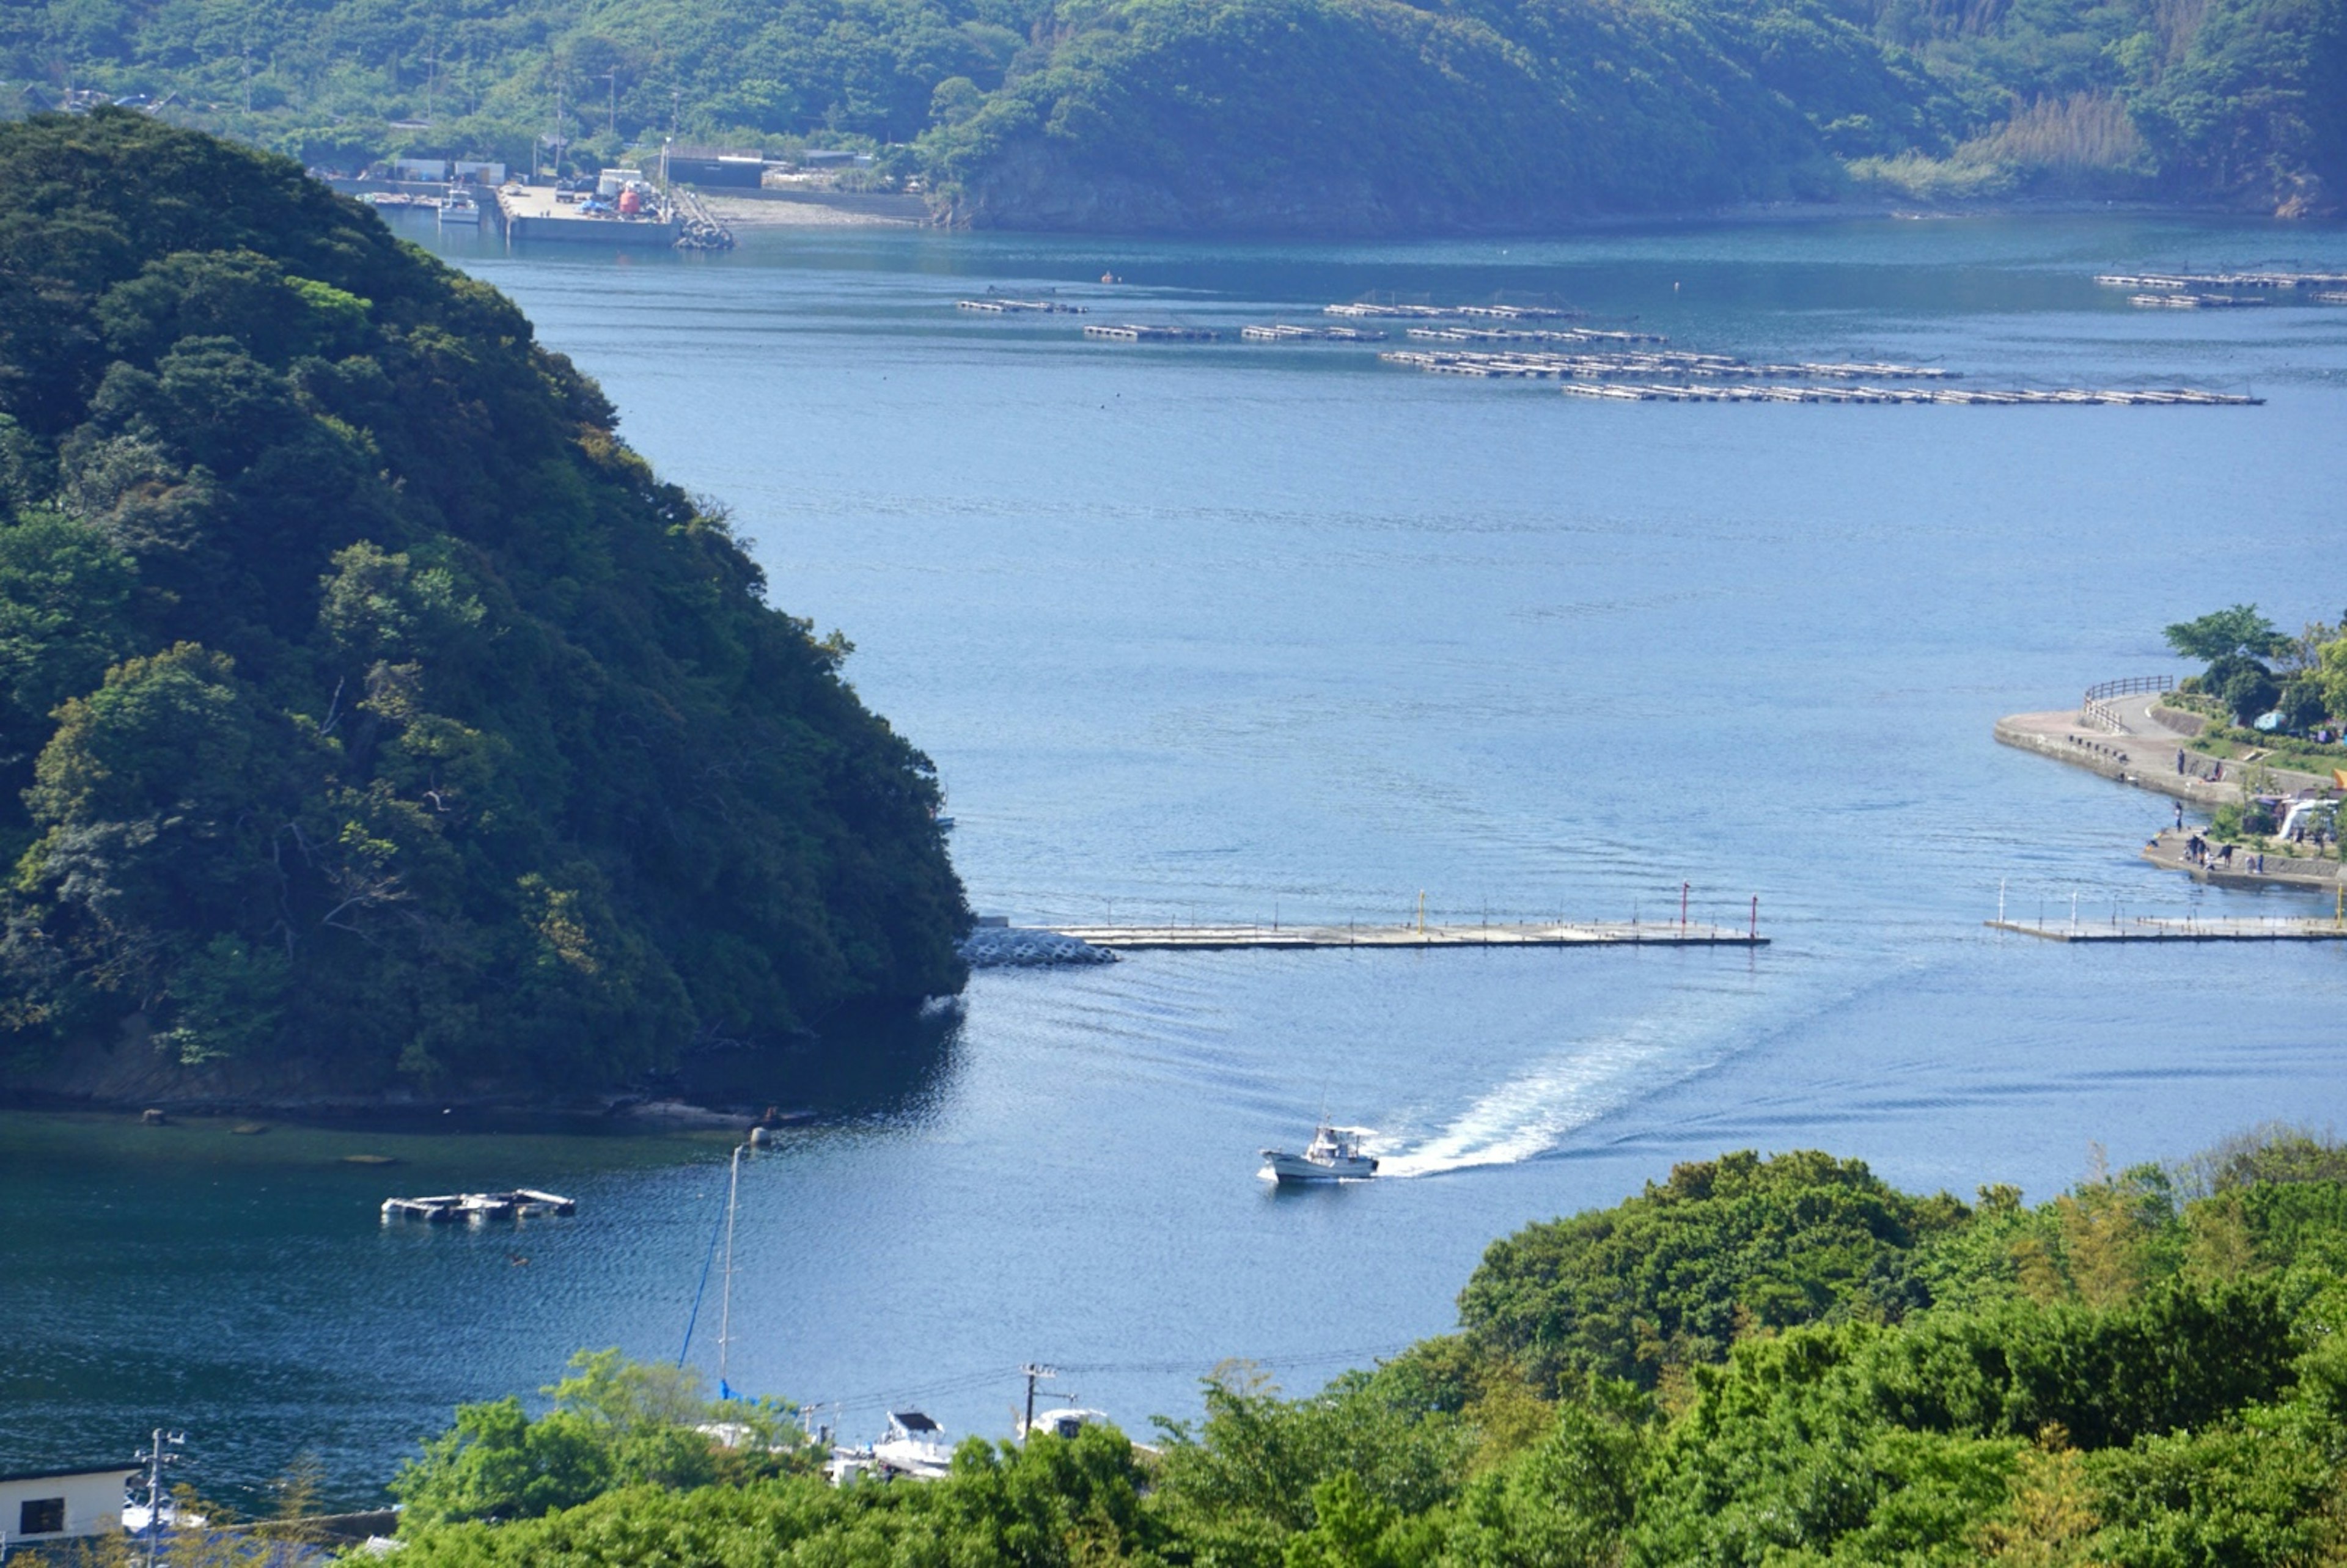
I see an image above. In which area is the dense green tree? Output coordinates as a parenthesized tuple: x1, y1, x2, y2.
(0, 111, 967, 1095)
(1456, 1150, 1970, 1393)
(2165, 604, 2292, 663)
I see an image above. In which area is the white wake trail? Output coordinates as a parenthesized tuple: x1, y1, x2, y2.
(1367, 981, 1817, 1178)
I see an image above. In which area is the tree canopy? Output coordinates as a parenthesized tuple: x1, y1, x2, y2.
(372, 1127, 2347, 1568)
(0, 111, 968, 1099)
(2164, 604, 2291, 663)
(5, 0, 2343, 233)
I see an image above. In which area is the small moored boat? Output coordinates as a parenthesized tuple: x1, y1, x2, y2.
(1260, 1125, 1378, 1183)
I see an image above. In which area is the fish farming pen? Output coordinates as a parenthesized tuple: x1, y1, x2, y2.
(381, 1189, 578, 1223)
(958, 298, 1089, 314)
(1407, 326, 1669, 346)
(1386, 348, 1955, 379)
(2097, 271, 2347, 291)
(2129, 293, 2264, 309)
(1323, 302, 1584, 321)
(1549, 381, 2260, 406)
(1240, 324, 1389, 342)
(1084, 323, 1221, 342)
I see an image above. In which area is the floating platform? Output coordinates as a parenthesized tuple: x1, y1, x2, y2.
(1241, 324, 1387, 342)
(2130, 292, 2263, 309)
(1039, 920, 1765, 951)
(1084, 323, 1220, 342)
(1406, 326, 1669, 346)
(1540, 380, 2259, 406)
(2097, 271, 2347, 291)
(1988, 918, 2347, 943)
(958, 298, 1087, 314)
(1324, 303, 1582, 321)
(1390, 346, 1952, 379)
(382, 1189, 577, 1223)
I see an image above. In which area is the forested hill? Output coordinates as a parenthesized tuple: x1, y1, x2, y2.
(0, 111, 968, 1102)
(4, 0, 2343, 233)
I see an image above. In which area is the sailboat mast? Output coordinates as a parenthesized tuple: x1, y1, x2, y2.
(717, 1142, 742, 1390)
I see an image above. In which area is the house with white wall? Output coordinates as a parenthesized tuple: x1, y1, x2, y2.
(0, 1464, 134, 1550)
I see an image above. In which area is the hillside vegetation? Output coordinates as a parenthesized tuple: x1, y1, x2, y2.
(316, 1129, 2347, 1566)
(0, 111, 968, 1100)
(5, 0, 2342, 231)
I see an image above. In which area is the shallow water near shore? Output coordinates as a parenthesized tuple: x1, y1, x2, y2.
(6, 211, 2347, 1504)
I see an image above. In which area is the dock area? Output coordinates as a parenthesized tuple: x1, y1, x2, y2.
(1989, 917, 2347, 943)
(492, 185, 679, 246)
(1040, 919, 1765, 951)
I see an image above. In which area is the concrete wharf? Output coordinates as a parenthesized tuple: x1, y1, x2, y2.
(958, 298, 1088, 314)
(491, 184, 680, 246)
(1040, 919, 1765, 951)
(1241, 323, 1387, 342)
(1988, 917, 2347, 943)
(1084, 323, 1221, 342)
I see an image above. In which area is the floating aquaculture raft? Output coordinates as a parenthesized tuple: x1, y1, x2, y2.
(381, 1189, 578, 1223)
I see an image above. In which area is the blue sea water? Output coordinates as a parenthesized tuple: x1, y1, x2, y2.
(5, 211, 2346, 1504)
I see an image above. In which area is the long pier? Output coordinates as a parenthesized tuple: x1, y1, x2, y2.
(1040, 920, 1765, 951)
(1989, 918, 2347, 943)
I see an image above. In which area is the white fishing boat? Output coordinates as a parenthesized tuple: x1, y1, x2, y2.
(828, 1410, 954, 1484)
(436, 190, 482, 225)
(1259, 1124, 1378, 1182)
(1021, 1406, 1112, 1442)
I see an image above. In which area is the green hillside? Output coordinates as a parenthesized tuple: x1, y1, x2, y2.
(4, 0, 2341, 230)
(353, 1129, 2347, 1566)
(0, 111, 968, 1101)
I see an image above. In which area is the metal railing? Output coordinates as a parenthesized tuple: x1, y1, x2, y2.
(2082, 673, 2174, 733)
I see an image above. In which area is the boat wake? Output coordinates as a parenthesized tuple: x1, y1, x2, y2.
(1367, 981, 1827, 1179)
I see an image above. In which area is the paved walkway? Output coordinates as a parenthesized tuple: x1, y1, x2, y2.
(1996, 695, 2332, 806)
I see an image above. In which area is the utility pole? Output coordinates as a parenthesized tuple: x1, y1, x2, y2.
(426, 41, 438, 125)
(135, 1429, 183, 1568)
(1020, 1364, 1057, 1439)
(604, 68, 618, 138)
(716, 1143, 743, 1398)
